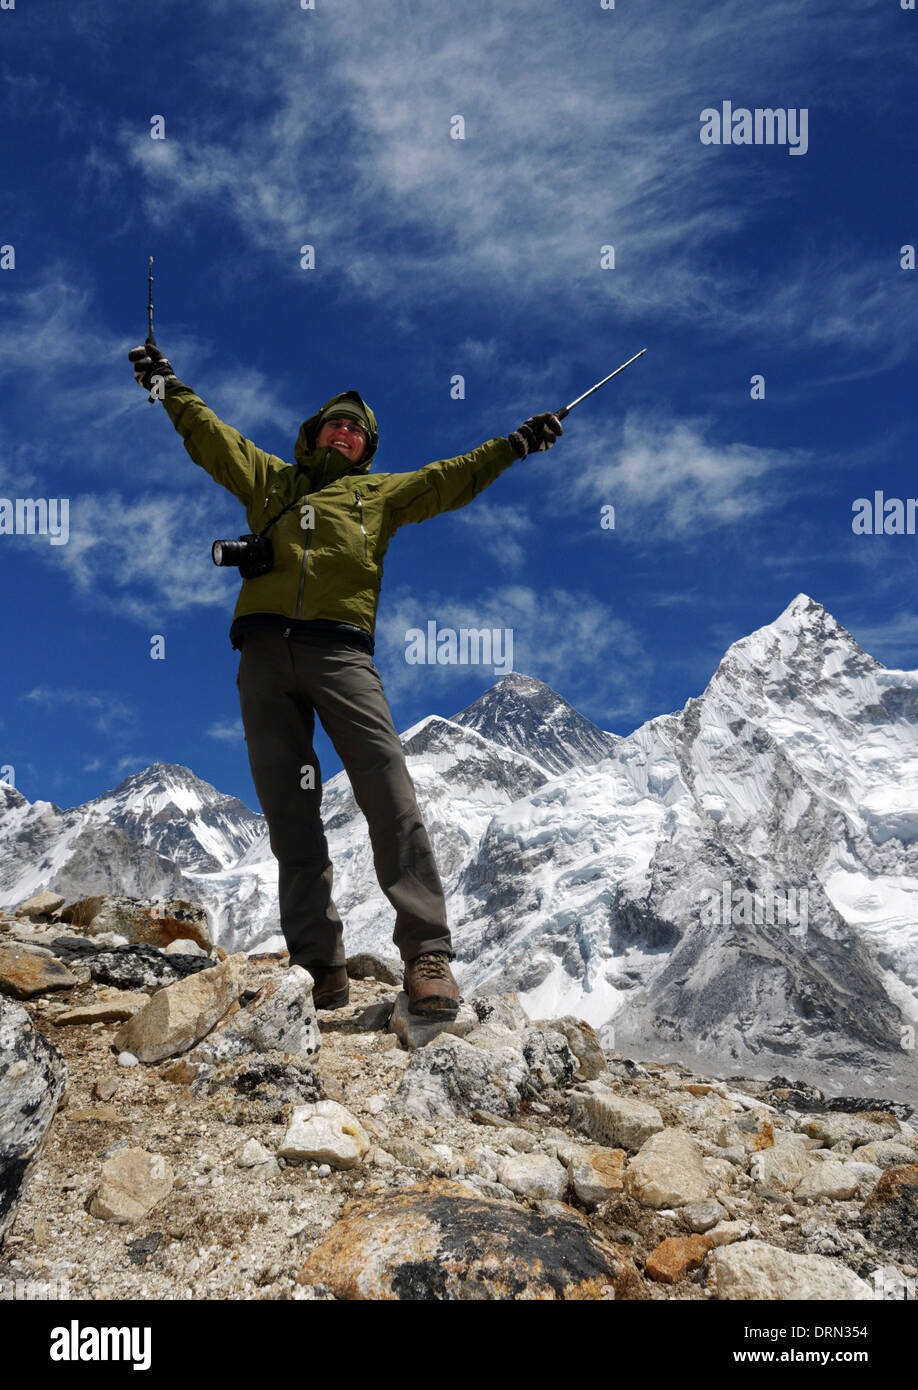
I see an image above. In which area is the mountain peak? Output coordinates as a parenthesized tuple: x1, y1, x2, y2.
(0, 781, 28, 811)
(83, 762, 262, 874)
(449, 672, 619, 776)
(709, 594, 879, 693)
(111, 761, 202, 792)
(691, 595, 884, 753)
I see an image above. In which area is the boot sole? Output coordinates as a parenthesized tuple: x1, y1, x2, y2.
(313, 987, 350, 1010)
(407, 994, 459, 1021)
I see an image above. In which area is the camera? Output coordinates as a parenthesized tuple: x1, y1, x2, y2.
(211, 533, 274, 579)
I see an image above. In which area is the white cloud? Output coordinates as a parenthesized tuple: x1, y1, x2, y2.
(373, 582, 652, 720)
(451, 502, 535, 572)
(847, 612, 918, 666)
(566, 412, 804, 538)
(207, 718, 243, 743)
(20, 685, 136, 738)
(112, 754, 158, 778)
(0, 265, 303, 481)
(92, 0, 915, 362)
(41, 490, 237, 624)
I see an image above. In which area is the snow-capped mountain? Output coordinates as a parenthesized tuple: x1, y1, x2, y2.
(449, 672, 620, 774)
(0, 780, 194, 906)
(83, 761, 263, 873)
(0, 760, 260, 905)
(3, 594, 917, 1104)
(443, 594, 918, 1100)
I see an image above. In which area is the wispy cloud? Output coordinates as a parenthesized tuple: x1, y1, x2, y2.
(112, 753, 159, 778)
(374, 582, 652, 721)
(41, 491, 237, 624)
(92, 0, 915, 364)
(451, 502, 535, 572)
(847, 611, 918, 667)
(207, 718, 243, 743)
(565, 412, 804, 538)
(20, 685, 136, 738)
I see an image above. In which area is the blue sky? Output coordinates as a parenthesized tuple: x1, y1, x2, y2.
(1, 0, 917, 811)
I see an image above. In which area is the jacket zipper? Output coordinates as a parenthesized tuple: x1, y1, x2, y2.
(354, 490, 368, 560)
(295, 491, 311, 618)
(262, 479, 284, 519)
(294, 452, 332, 617)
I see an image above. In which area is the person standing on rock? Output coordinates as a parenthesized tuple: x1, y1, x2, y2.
(128, 340, 562, 1020)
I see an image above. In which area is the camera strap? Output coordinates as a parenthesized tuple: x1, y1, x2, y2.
(258, 495, 304, 539)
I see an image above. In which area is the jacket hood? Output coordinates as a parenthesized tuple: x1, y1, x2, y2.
(294, 390, 379, 480)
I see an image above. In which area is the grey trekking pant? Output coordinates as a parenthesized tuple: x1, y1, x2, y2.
(236, 630, 453, 969)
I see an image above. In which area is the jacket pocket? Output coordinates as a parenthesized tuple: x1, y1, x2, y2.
(353, 489, 368, 561)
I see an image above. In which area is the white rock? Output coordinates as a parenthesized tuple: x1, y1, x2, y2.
(236, 1138, 273, 1169)
(464, 1022, 524, 1050)
(90, 1148, 173, 1224)
(15, 891, 65, 919)
(113, 953, 247, 1063)
(430, 1144, 464, 1177)
(683, 1198, 728, 1233)
(199, 964, 319, 1062)
(394, 1032, 529, 1119)
(464, 1145, 502, 1183)
(278, 1100, 369, 1170)
(750, 1133, 813, 1200)
(713, 1240, 874, 1299)
(846, 1161, 884, 1186)
(163, 938, 209, 957)
(794, 1160, 860, 1202)
(625, 1128, 713, 1208)
(497, 1152, 569, 1201)
(117, 1052, 139, 1068)
(568, 1085, 664, 1152)
(851, 1139, 918, 1169)
(566, 1147, 626, 1208)
(805, 1114, 900, 1147)
(708, 1220, 756, 1247)
(469, 993, 530, 1031)
(499, 1126, 540, 1153)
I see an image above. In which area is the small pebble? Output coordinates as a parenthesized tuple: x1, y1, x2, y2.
(117, 1052, 139, 1068)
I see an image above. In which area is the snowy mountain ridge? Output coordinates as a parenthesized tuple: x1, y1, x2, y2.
(3, 593, 918, 1103)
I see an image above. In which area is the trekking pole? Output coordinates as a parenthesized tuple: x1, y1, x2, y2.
(555, 348, 647, 420)
(146, 256, 158, 403)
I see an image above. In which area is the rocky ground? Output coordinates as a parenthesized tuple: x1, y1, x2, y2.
(1, 893, 917, 1302)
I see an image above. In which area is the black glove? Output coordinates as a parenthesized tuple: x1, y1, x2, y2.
(508, 411, 563, 458)
(128, 341, 178, 391)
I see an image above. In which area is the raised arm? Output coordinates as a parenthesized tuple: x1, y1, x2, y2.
(128, 342, 287, 507)
(383, 412, 563, 534)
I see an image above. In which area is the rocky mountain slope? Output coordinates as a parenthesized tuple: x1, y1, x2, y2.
(0, 782, 195, 908)
(2, 902, 916, 1303)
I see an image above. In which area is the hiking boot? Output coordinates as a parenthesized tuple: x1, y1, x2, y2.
(404, 951, 460, 1020)
(305, 962, 350, 1010)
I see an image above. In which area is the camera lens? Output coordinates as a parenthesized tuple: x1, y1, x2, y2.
(212, 538, 250, 567)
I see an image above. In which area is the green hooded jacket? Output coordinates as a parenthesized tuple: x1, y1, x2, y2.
(161, 382, 518, 646)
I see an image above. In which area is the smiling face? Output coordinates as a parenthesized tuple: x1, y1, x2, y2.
(316, 416, 368, 464)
